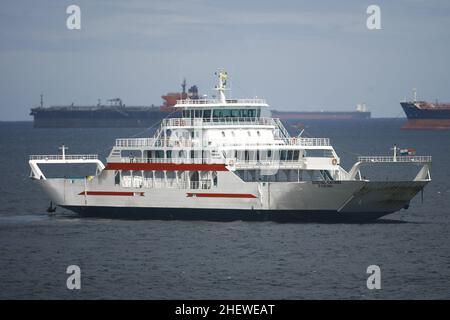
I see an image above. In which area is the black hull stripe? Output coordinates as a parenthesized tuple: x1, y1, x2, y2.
(60, 206, 390, 223)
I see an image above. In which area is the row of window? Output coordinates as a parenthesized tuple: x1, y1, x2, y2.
(182, 108, 261, 119)
(140, 149, 332, 161)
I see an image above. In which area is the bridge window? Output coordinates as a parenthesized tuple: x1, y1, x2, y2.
(212, 109, 259, 118)
(203, 109, 211, 119)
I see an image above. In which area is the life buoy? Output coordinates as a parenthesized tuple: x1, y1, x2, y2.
(332, 158, 338, 165)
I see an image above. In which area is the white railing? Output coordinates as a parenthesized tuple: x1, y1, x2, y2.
(115, 138, 155, 148)
(29, 154, 98, 161)
(115, 136, 330, 151)
(162, 117, 277, 127)
(176, 98, 267, 105)
(357, 156, 432, 163)
(288, 138, 330, 146)
(234, 160, 304, 168)
(218, 138, 331, 147)
(117, 157, 225, 164)
(273, 118, 290, 140)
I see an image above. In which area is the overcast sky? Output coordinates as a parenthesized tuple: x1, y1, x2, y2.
(1, 0, 449, 120)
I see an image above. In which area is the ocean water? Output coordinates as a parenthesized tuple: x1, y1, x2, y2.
(0, 120, 449, 299)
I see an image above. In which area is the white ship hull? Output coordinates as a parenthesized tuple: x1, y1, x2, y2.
(36, 172, 427, 222)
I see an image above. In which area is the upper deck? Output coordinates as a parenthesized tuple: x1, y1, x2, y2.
(174, 98, 269, 108)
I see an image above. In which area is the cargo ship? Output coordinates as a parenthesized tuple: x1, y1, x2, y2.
(271, 104, 371, 121)
(401, 89, 450, 129)
(28, 70, 431, 222)
(30, 80, 199, 128)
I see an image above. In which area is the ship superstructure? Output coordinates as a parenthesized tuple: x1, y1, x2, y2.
(29, 70, 432, 222)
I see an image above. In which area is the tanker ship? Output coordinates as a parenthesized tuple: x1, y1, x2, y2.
(401, 89, 450, 129)
(271, 104, 371, 122)
(30, 80, 199, 128)
(28, 70, 432, 222)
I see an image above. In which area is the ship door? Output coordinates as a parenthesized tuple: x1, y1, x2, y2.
(190, 171, 199, 189)
(258, 182, 270, 209)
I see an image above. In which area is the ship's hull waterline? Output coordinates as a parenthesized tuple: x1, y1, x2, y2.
(39, 179, 427, 222)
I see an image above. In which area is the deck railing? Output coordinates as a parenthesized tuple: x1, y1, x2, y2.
(115, 137, 330, 149)
(118, 157, 225, 164)
(115, 138, 154, 148)
(357, 156, 432, 163)
(29, 154, 98, 161)
(176, 98, 267, 105)
(162, 117, 276, 127)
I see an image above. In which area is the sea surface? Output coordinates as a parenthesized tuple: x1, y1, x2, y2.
(0, 120, 449, 299)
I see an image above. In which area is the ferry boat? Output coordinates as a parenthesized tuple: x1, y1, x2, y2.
(29, 70, 432, 222)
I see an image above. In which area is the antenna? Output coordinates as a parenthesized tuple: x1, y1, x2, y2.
(413, 88, 417, 102)
(214, 68, 228, 103)
(40, 94, 44, 108)
(59, 144, 68, 160)
(181, 78, 186, 94)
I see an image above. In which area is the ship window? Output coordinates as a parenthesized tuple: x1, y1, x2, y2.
(155, 150, 164, 158)
(212, 171, 218, 187)
(222, 131, 226, 137)
(287, 150, 293, 160)
(203, 109, 211, 119)
(115, 170, 120, 185)
(231, 109, 240, 117)
(195, 110, 201, 118)
(293, 150, 299, 160)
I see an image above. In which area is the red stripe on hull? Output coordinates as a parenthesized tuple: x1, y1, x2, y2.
(186, 193, 257, 198)
(105, 163, 228, 171)
(402, 119, 450, 130)
(78, 191, 144, 196)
